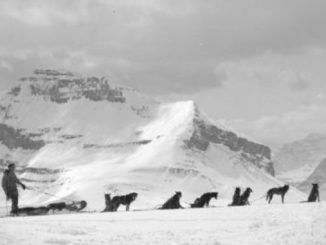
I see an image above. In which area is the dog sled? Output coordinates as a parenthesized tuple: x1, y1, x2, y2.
(4, 200, 87, 217)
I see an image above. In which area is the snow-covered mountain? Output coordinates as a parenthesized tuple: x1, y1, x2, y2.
(0, 69, 305, 211)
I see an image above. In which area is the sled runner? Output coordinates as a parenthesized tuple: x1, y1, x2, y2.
(15, 206, 50, 216)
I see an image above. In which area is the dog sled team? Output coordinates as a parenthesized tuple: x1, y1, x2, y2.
(1, 163, 322, 216)
(102, 184, 320, 212)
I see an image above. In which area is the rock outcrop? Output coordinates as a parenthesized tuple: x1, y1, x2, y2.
(19, 69, 126, 103)
(185, 108, 274, 175)
(0, 123, 45, 150)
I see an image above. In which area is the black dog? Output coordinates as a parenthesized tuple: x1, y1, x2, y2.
(103, 193, 138, 212)
(307, 183, 320, 202)
(191, 192, 218, 208)
(228, 187, 241, 206)
(238, 187, 253, 206)
(266, 185, 289, 204)
(103, 194, 112, 212)
(160, 191, 183, 210)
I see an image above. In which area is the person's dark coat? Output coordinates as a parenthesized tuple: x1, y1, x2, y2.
(2, 169, 24, 198)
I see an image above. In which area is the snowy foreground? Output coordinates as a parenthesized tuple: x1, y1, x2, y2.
(1, 202, 325, 245)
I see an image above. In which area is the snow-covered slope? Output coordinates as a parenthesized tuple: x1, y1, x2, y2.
(0, 69, 305, 212)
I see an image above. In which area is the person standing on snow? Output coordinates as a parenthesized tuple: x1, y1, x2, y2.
(1, 163, 26, 214)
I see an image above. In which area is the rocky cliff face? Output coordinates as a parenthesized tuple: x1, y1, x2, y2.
(185, 108, 274, 175)
(18, 69, 126, 104)
(0, 123, 46, 150)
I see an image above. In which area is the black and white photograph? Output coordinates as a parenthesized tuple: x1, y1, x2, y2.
(0, 1, 325, 244)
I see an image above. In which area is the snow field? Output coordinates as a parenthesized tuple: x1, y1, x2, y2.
(1, 202, 325, 245)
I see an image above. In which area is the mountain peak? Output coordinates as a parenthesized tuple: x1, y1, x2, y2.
(185, 105, 274, 175)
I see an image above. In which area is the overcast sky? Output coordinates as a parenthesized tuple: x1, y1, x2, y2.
(0, 0, 326, 149)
